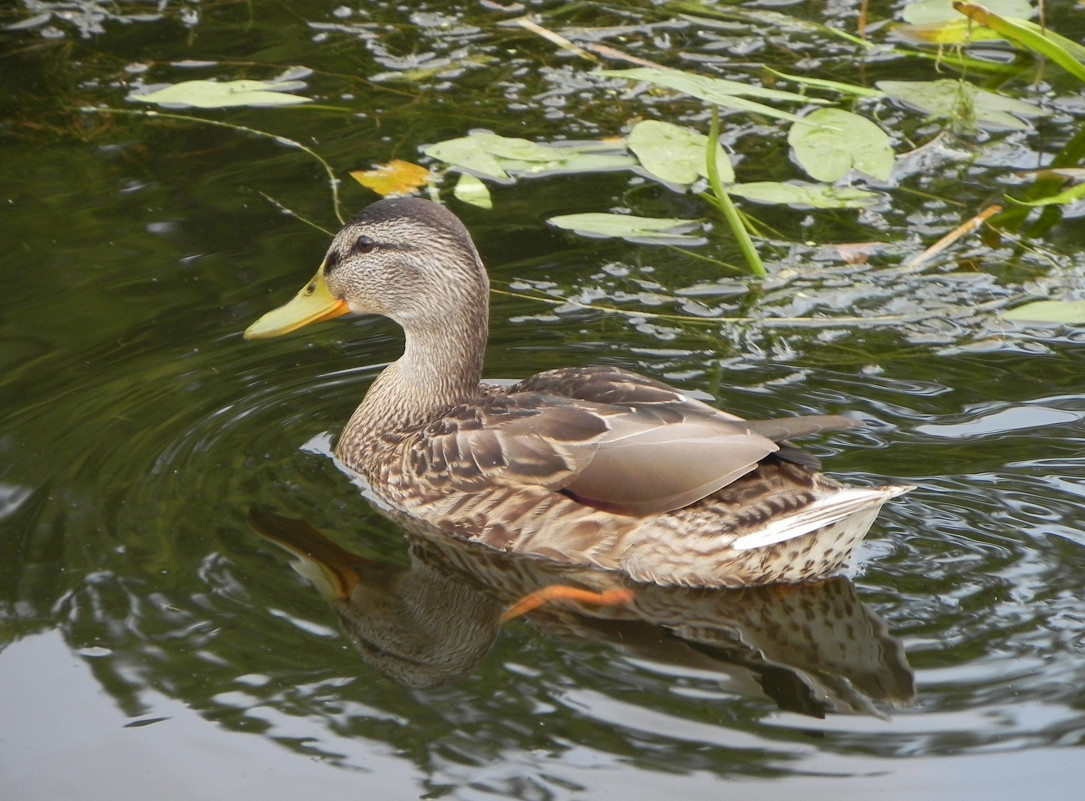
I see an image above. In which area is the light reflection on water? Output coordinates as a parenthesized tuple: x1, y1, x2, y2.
(5, 216, 1085, 789)
(5, 308, 1085, 795)
(4, 1, 1085, 797)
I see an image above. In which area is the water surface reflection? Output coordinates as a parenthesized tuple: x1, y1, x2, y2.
(250, 508, 914, 716)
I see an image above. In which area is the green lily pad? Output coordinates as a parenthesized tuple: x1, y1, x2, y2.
(602, 67, 818, 123)
(729, 181, 882, 209)
(950, 5, 1085, 84)
(499, 152, 638, 177)
(129, 79, 312, 108)
(423, 135, 520, 181)
(877, 79, 1047, 131)
(423, 131, 635, 183)
(901, 0, 1031, 25)
(453, 173, 492, 209)
(1002, 300, 1085, 324)
(548, 212, 707, 245)
(789, 108, 894, 183)
(628, 120, 734, 185)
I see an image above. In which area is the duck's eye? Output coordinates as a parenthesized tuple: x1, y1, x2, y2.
(351, 236, 377, 255)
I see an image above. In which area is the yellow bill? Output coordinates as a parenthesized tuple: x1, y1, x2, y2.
(244, 263, 349, 340)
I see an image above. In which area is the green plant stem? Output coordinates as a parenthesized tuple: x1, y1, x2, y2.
(80, 106, 346, 224)
(705, 106, 765, 277)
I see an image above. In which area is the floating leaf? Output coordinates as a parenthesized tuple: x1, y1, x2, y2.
(877, 79, 1047, 131)
(730, 181, 882, 209)
(129, 79, 311, 108)
(500, 151, 638, 177)
(902, 0, 1032, 25)
(896, 0, 1031, 42)
(349, 160, 431, 197)
(548, 212, 707, 245)
(461, 132, 555, 162)
(788, 109, 894, 183)
(423, 135, 516, 180)
(952, 2, 1085, 84)
(423, 131, 635, 183)
(453, 173, 492, 209)
(628, 120, 734, 185)
(602, 67, 818, 123)
(892, 20, 1000, 45)
(1003, 300, 1085, 324)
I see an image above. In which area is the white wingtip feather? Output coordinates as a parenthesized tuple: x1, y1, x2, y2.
(730, 485, 912, 551)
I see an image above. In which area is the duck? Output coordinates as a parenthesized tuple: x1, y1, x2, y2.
(245, 196, 911, 588)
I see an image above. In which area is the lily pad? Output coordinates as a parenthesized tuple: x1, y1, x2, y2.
(877, 79, 1047, 131)
(453, 173, 493, 209)
(729, 181, 882, 209)
(895, 0, 1032, 45)
(1003, 300, 1085, 324)
(951, 4, 1085, 84)
(788, 108, 894, 183)
(424, 135, 510, 181)
(628, 120, 734, 185)
(128, 79, 312, 109)
(548, 212, 707, 245)
(901, 0, 1031, 24)
(423, 131, 635, 183)
(602, 67, 818, 123)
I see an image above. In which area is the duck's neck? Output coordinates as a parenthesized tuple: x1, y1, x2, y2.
(343, 311, 488, 447)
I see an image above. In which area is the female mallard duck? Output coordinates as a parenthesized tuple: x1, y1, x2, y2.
(245, 197, 910, 588)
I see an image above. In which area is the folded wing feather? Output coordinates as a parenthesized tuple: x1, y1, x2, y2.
(411, 366, 863, 517)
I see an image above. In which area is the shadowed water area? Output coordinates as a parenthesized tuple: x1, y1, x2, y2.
(3, 1, 1085, 799)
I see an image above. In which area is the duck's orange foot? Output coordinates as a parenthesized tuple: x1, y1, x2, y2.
(501, 585, 635, 622)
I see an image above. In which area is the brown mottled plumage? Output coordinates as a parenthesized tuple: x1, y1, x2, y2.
(245, 197, 911, 587)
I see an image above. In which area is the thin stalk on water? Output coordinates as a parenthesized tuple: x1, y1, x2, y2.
(704, 105, 765, 277)
(80, 106, 346, 225)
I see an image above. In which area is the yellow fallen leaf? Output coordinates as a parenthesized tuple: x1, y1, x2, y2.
(349, 160, 431, 196)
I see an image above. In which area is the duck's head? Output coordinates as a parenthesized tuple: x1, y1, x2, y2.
(244, 197, 489, 340)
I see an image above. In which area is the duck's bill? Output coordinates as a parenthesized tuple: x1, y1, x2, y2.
(244, 264, 349, 340)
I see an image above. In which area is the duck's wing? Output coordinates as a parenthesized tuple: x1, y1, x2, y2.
(410, 393, 608, 494)
(410, 367, 860, 517)
(514, 365, 864, 472)
(410, 391, 779, 516)
(516, 366, 861, 439)
(557, 404, 780, 515)
(514, 365, 737, 415)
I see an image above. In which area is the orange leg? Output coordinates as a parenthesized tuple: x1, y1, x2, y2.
(501, 585, 635, 622)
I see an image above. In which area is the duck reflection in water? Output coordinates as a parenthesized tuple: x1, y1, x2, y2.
(249, 508, 913, 717)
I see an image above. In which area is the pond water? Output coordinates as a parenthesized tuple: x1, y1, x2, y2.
(3, 1, 1085, 799)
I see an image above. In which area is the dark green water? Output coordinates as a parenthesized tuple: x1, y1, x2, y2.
(3, 2, 1085, 799)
